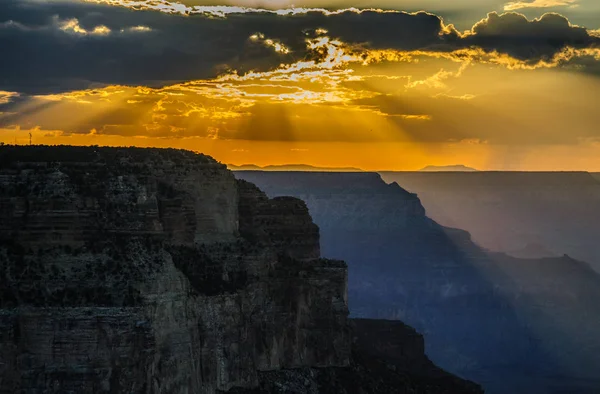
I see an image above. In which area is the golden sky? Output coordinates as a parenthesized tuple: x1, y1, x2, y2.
(1, 0, 600, 170)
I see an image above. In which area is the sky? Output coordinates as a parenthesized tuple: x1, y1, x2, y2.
(1, 0, 600, 170)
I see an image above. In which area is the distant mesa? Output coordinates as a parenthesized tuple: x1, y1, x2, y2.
(419, 165, 479, 172)
(228, 163, 364, 172)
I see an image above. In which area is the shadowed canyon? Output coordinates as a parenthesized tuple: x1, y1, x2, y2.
(236, 170, 600, 394)
(380, 171, 600, 270)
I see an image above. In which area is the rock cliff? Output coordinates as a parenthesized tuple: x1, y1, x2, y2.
(0, 146, 349, 393)
(0, 146, 481, 394)
(230, 319, 482, 394)
(237, 180, 320, 260)
(236, 170, 600, 394)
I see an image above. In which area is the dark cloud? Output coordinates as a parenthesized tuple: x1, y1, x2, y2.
(0, 0, 294, 93)
(0, 2, 460, 95)
(466, 12, 595, 61)
(0, 0, 599, 94)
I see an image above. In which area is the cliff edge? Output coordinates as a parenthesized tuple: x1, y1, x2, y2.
(235, 170, 600, 394)
(0, 146, 481, 394)
(0, 146, 349, 393)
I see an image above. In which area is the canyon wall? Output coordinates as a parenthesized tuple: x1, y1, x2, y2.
(380, 171, 600, 269)
(0, 146, 349, 393)
(236, 170, 600, 394)
(0, 146, 482, 394)
(233, 318, 482, 394)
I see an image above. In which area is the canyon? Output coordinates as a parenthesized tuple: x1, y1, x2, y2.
(0, 146, 480, 394)
(237, 170, 600, 394)
(380, 171, 600, 270)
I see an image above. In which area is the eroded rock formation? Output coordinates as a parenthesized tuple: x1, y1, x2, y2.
(0, 146, 481, 394)
(0, 146, 349, 393)
(230, 319, 482, 394)
(236, 170, 600, 394)
(237, 179, 320, 260)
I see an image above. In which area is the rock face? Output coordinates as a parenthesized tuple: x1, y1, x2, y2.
(0, 146, 482, 394)
(230, 319, 482, 394)
(380, 171, 600, 269)
(237, 180, 320, 260)
(0, 147, 239, 247)
(0, 146, 349, 393)
(235, 170, 600, 394)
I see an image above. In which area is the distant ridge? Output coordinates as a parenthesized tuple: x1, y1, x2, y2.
(419, 165, 478, 172)
(507, 242, 558, 259)
(228, 164, 363, 172)
(235, 169, 600, 394)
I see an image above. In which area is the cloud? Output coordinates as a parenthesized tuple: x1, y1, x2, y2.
(3, 59, 600, 145)
(249, 33, 290, 54)
(406, 63, 470, 89)
(59, 17, 111, 35)
(0, 0, 262, 93)
(81, 0, 396, 17)
(433, 93, 476, 100)
(0, 0, 599, 104)
(504, 0, 578, 11)
(0, 91, 19, 105)
(349, 73, 600, 145)
(464, 12, 596, 62)
(2, 3, 599, 151)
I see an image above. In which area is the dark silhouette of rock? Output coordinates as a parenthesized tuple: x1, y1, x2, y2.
(236, 170, 600, 394)
(0, 146, 480, 394)
(228, 319, 482, 394)
(0, 146, 349, 393)
(237, 179, 320, 260)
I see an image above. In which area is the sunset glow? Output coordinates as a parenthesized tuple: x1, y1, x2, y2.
(1, 0, 600, 169)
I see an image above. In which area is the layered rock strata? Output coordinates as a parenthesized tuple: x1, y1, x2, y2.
(0, 146, 349, 393)
(229, 319, 483, 394)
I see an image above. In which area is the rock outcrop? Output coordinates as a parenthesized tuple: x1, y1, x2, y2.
(230, 319, 482, 394)
(237, 179, 320, 260)
(0, 146, 481, 394)
(235, 170, 600, 394)
(0, 146, 349, 393)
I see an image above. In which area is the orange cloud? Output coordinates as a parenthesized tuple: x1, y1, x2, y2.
(504, 0, 578, 11)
